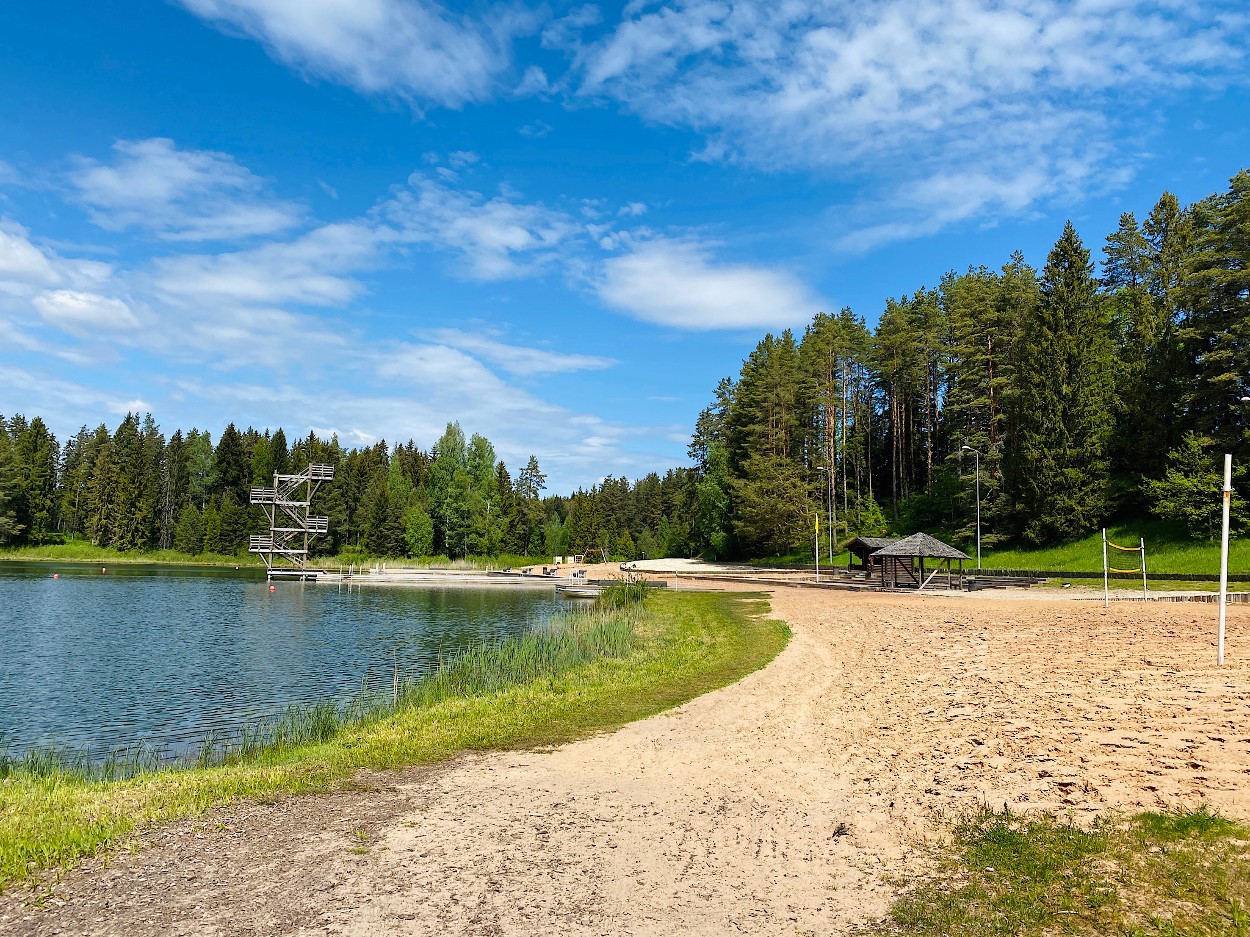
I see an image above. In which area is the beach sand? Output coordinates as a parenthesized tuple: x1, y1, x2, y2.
(4, 588, 1248, 936)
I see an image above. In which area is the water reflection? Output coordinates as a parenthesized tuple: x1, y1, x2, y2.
(0, 562, 562, 757)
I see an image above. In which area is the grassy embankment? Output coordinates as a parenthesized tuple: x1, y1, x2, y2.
(0, 541, 265, 566)
(752, 520, 1250, 586)
(870, 806, 1250, 937)
(0, 541, 553, 570)
(0, 589, 788, 889)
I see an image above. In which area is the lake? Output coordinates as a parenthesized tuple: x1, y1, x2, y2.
(0, 562, 564, 759)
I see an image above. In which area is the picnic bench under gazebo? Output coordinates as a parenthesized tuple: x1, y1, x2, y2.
(871, 532, 970, 590)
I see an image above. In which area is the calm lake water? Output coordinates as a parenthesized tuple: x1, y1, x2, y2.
(0, 562, 564, 759)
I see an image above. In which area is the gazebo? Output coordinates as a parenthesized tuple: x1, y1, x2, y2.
(871, 532, 970, 590)
(845, 536, 898, 576)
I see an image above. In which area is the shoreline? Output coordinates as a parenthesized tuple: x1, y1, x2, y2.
(0, 591, 787, 896)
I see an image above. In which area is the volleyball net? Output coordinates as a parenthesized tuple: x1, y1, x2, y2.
(1102, 528, 1148, 605)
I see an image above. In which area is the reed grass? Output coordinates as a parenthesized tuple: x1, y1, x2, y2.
(0, 591, 787, 888)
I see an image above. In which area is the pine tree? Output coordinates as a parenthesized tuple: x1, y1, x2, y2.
(727, 331, 808, 554)
(1009, 221, 1115, 544)
(173, 504, 204, 554)
(213, 424, 249, 502)
(0, 429, 25, 545)
(516, 455, 547, 555)
(1179, 172, 1250, 451)
(15, 416, 58, 544)
(1102, 211, 1172, 497)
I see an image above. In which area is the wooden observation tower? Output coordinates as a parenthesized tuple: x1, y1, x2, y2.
(248, 464, 334, 579)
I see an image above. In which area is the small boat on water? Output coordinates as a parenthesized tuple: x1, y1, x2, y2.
(557, 585, 602, 599)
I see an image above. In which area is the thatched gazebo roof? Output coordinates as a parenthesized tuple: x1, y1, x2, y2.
(870, 532, 969, 560)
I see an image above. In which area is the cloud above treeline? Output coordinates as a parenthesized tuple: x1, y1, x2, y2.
(173, 0, 1249, 246)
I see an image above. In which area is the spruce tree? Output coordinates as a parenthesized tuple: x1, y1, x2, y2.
(1009, 221, 1115, 544)
(1179, 171, 1250, 451)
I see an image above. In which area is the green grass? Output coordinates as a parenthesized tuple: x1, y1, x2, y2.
(980, 521, 1250, 577)
(870, 806, 1250, 937)
(0, 541, 263, 566)
(0, 590, 788, 889)
(327, 552, 556, 570)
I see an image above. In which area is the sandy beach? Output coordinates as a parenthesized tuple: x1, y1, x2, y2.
(3, 587, 1248, 936)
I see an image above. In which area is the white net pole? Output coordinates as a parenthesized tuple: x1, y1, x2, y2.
(1102, 527, 1109, 608)
(1219, 454, 1231, 666)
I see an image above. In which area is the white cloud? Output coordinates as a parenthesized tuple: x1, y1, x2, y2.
(0, 161, 20, 186)
(514, 65, 550, 95)
(598, 238, 820, 330)
(427, 328, 616, 375)
(150, 220, 378, 307)
(177, 0, 538, 108)
(518, 120, 552, 138)
(382, 175, 578, 280)
(619, 201, 647, 217)
(575, 0, 1250, 245)
(69, 138, 303, 241)
(33, 290, 141, 336)
(447, 150, 480, 169)
(0, 223, 60, 286)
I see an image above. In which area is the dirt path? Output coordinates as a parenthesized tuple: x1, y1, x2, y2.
(4, 590, 1248, 936)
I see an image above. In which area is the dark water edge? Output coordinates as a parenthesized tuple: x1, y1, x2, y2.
(0, 561, 563, 762)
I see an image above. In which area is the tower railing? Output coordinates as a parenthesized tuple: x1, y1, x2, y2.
(249, 464, 334, 578)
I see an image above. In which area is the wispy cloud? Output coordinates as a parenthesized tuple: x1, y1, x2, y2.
(33, 290, 141, 336)
(574, 0, 1250, 244)
(0, 222, 60, 285)
(177, 0, 540, 109)
(68, 138, 304, 241)
(381, 174, 578, 280)
(598, 237, 821, 331)
(427, 327, 617, 376)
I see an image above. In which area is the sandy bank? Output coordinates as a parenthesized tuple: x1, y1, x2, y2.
(4, 588, 1247, 936)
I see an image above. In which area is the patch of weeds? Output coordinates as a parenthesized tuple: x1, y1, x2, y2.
(867, 805, 1250, 937)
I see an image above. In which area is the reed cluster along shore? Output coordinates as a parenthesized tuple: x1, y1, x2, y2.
(0, 590, 788, 888)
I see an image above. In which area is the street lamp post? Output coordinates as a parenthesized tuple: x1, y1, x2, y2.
(961, 445, 982, 569)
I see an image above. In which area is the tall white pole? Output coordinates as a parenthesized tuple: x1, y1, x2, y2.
(1102, 527, 1109, 608)
(1219, 453, 1231, 666)
(975, 449, 982, 569)
(1140, 536, 1148, 601)
(814, 517, 820, 584)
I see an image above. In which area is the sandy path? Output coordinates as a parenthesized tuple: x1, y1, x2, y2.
(4, 590, 1248, 936)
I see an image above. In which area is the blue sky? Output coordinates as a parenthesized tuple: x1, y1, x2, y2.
(1, 1, 1248, 490)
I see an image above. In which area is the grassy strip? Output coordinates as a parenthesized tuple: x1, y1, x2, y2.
(0, 543, 557, 570)
(870, 806, 1250, 937)
(0, 542, 263, 566)
(980, 522, 1250, 577)
(0, 590, 787, 889)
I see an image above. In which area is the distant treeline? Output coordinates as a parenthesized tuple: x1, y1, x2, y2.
(4, 170, 1247, 562)
(688, 170, 1250, 557)
(0, 417, 701, 560)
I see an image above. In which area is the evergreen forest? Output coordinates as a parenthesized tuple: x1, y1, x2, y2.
(0, 414, 701, 562)
(1, 170, 1248, 563)
(689, 171, 1250, 557)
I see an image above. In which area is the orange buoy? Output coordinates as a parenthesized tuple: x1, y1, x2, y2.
(53, 573, 59, 579)
(269, 584, 276, 592)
